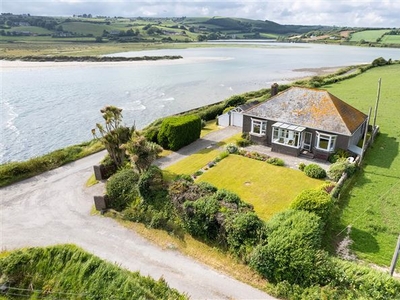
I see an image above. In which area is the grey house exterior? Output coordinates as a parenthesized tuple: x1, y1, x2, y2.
(242, 87, 368, 160)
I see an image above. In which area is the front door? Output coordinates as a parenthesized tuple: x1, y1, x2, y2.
(302, 131, 312, 151)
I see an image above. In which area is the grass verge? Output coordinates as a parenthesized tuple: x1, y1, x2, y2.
(0, 139, 104, 187)
(0, 244, 186, 299)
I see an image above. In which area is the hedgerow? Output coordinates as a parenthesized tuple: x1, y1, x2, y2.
(0, 245, 186, 300)
(157, 115, 201, 150)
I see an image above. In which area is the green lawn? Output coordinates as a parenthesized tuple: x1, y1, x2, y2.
(163, 133, 240, 181)
(197, 155, 323, 220)
(350, 29, 390, 42)
(325, 64, 400, 270)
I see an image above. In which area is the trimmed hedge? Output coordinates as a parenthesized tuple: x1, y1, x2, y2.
(157, 115, 201, 150)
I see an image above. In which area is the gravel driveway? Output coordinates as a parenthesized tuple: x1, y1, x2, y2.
(0, 128, 275, 300)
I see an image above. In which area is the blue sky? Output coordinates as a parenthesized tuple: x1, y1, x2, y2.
(1, 0, 399, 27)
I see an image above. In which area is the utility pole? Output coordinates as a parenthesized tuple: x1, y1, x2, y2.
(373, 78, 382, 129)
(389, 234, 400, 276)
(372, 78, 382, 143)
(359, 107, 372, 164)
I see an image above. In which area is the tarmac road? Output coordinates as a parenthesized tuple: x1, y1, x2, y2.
(0, 127, 275, 300)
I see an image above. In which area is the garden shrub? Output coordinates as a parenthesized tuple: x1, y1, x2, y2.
(304, 164, 326, 179)
(215, 150, 229, 161)
(142, 125, 160, 143)
(197, 104, 224, 121)
(215, 189, 242, 206)
(225, 212, 266, 261)
(183, 196, 221, 241)
(236, 138, 251, 147)
(223, 95, 246, 109)
(290, 189, 334, 220)
(168, 178, 214, 210)
(328, 148, 350, 163)
(106, 168, 139, 211)
(157, 115, 201, 150)
(197, 181, 218, 193)
(138, 165, 164, 202)
(266, 157, 284, 166)
(226, 143, 239, 154)
(298, 162, 306, 171)
(327, 159, 357, 182)
(249, 209, 326, 285)
(222, 106, 235, 114)
(193, 170, 203, 177)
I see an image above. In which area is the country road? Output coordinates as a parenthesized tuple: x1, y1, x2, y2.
(0, 128, 276, 299)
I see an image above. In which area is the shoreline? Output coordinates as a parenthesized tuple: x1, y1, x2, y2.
(0, 56, 234, 69)
(1, 59, 345, 76)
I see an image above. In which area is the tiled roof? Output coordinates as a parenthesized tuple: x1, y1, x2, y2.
(244, 87, 368, 135)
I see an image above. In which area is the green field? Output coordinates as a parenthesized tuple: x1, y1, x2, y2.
(6, 25, 53, 34)
(325, 64, 400, 270)
(350, 29, 390, 42)
(381, 34, 400, 44)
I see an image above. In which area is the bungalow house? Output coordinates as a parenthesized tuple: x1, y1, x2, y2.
(242, 86, 368, 160)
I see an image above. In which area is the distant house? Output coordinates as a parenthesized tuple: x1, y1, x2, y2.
(242, 86, 368, 160)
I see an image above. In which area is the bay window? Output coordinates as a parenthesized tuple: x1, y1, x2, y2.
(316, 131, 336, 151)
(251, 119, 267, 136)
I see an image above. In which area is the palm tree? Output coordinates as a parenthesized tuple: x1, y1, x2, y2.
(122, 131, 163, 174)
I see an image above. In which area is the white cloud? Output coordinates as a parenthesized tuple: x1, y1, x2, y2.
(1, 0, 399, 27)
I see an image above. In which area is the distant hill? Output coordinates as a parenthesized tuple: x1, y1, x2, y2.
(0, 13, 399, 47)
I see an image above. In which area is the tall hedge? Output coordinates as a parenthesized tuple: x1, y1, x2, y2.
(157, 115, 201, 150)
(249, 209, 327, 285)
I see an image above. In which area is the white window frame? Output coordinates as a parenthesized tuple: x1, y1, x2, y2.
(315, 131, 337, 152)
(250, 119, 267, 136)
(272, 123, 304, 148)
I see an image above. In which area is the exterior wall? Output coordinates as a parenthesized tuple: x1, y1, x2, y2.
(242, 115, 252, 134)
(271, 143, 301, 156)
(349, 122, 366, 146)
(217, 113, 230, 127)
(243, 114, 359, 161)
(335, 134, 351, 150)
(243, 115, 269, 145)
